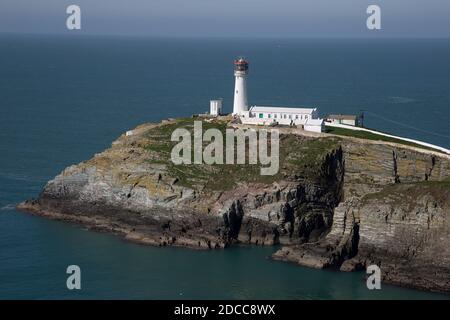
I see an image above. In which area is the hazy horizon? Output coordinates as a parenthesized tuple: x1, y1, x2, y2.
(1, 0, 450, 39)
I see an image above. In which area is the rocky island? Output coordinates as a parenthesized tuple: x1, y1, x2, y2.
(18, 117, 450, 294)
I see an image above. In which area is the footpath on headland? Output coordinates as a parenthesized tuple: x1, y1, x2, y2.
(325, 122, 450, 155)
(235, 121, 450, 158)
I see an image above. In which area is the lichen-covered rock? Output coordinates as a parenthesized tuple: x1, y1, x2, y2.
(273, 139, 450, 293)
(17, 118, 450, 293)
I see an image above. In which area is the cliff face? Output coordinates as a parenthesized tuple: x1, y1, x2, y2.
(18, 118, 450, 293)
(20, 119, 345, 249)
(274, 140, 450, 293)
(349, 183, 449, 291)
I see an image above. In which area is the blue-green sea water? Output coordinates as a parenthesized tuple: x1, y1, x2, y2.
(0, 34, 449, 299)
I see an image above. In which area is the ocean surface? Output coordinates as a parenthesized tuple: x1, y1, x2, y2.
(0, 34, 449, 299)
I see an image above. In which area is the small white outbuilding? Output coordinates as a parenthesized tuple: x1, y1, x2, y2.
(210, 99, 223, 116)
(304, 118, 325, 133)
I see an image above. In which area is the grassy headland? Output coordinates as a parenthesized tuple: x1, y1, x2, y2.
(325, 126, 446, 154)
(142, 118, 341, 190)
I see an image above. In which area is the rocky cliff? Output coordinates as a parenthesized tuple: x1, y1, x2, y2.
(18, 118, 450, 293)
(273, 139, 450, 293)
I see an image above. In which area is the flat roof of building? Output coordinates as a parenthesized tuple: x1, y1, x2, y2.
(249, 106, 317, 114)
(327, 114, 357, 120)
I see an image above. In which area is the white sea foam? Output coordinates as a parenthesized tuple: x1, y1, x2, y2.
(388, 96, 415, 104)
(1, 204, 16, 211)
(0, 172, 32, 182)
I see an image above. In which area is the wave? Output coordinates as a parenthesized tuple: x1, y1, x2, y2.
(388, 96, 416, 104)
(365, 110, 450, 140)
(0, 172, 38, 183)
(1, 204, 16, 211)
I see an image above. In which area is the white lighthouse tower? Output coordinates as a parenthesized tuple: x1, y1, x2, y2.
(232, 58, 249, 115)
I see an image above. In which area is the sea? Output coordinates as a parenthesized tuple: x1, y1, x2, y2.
(0, 34, 449, 299)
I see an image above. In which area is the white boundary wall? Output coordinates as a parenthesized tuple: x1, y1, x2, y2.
(326, 122, 450, 155)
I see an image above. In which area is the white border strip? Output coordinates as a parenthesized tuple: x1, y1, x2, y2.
(325, 122, 450, 155)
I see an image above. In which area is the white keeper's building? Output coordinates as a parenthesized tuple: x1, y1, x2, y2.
(240, 106, 324, 133)
(231, 58, 324, 133)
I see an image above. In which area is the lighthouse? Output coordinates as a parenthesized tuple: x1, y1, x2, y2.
(232, 58, 249, 115)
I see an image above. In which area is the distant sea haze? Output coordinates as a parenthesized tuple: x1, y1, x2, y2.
(0, 35, 449, 299)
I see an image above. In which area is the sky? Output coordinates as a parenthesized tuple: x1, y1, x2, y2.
(1, 0, 450, 38)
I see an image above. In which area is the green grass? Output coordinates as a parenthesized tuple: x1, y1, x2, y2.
(413, 179, 450, 188)
(282, 135, 342, 181)
(325, 126, 445, 154)
(141, 119, 342, 190)
(362, 179, 450, 206)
